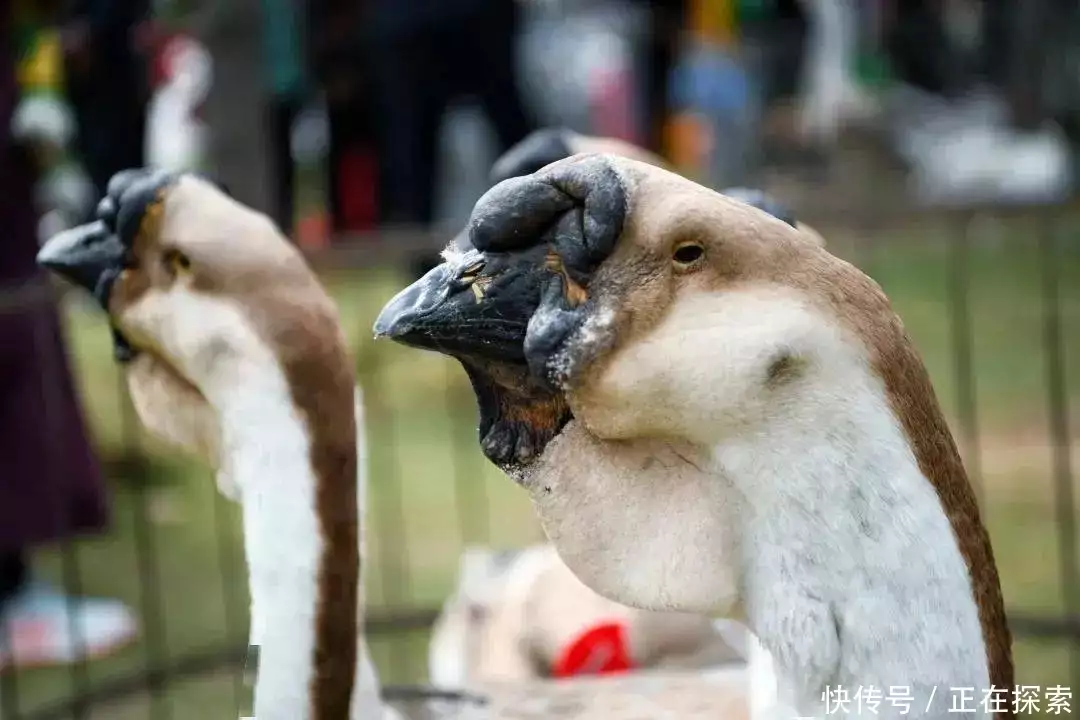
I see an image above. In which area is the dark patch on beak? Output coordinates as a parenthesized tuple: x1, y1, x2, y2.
(37, 167, 181, 363)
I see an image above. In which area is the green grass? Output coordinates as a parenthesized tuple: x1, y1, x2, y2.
(6, 218, 1080, 718)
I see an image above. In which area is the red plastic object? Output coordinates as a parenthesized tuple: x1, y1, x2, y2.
(551, 622, 635, 678)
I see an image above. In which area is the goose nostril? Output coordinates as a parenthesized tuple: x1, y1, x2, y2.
(457, 260, 487, 286)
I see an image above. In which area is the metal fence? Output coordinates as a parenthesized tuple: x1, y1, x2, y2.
(0, 198, 1077, 719)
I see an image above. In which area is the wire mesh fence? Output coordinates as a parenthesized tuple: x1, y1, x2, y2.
(0, 199, 1077, 719)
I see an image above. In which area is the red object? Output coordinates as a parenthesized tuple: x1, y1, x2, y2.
(150, 33, 181, 88)
(336, 147, 378, 233)
(552, 622, 635, 678)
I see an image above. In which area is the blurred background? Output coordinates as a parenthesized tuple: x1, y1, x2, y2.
(1, 0, 1079, 717)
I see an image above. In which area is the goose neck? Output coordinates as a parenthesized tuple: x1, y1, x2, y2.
(218, 368, 360, 720)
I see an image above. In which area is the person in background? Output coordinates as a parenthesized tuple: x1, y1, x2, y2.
(307, 0, 380, 239)
(0, 0, 137, 671)
(261, 0, 307, 237)
(363, 0, 538, 277)
(60, 0, 152, 220)
(636, 0, 686, 158)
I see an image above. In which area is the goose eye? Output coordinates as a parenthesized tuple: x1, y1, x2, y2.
(163, 249, 192, 275)
(672, 243, 705, 268)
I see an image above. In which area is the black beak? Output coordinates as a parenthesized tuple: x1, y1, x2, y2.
(36, 220, 126, 308)
(374, 246, 549, 364)
(36, 166, 180, 363)
(374, 246, 576, 469)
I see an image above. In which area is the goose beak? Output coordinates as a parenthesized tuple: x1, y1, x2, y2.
(37, 221, 126, 308)
(374, 246, 549, 364)
(37, 167, 180, 363)
(37, 167, 180, 308)
(36, 222, 137, 362)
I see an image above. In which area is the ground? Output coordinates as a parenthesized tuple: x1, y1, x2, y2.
(3, 215, 1079, 719)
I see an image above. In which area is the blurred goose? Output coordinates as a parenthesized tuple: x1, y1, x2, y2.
(429, 544, 745, 688)
(375, 153, 1013, 719)
(36, 171, 395, 720)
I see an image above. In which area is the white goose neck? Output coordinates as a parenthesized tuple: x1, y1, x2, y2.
(711, 371, 990, 719)
(212, 363, 344, 720)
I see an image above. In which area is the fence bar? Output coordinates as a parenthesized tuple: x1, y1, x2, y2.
(948, 213, 983, 508)
(33, 309, 93, 720)
(358, 346, 413, 679)
(1, 577, 21, 720)
(447, 362, 491, 547)
(209, 469, 246, 713)
(18, 610, 438, 720)
(57, 540, 89, 720)
(1038, 212, 1080, 689)
(117, 377, 172, 720)
(1008, 612, 1080, 641)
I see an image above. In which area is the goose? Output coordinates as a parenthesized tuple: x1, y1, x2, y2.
(374, 153, 1014, 719)
(429, 543, 745, 688)
(36, 169, 397, 720)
